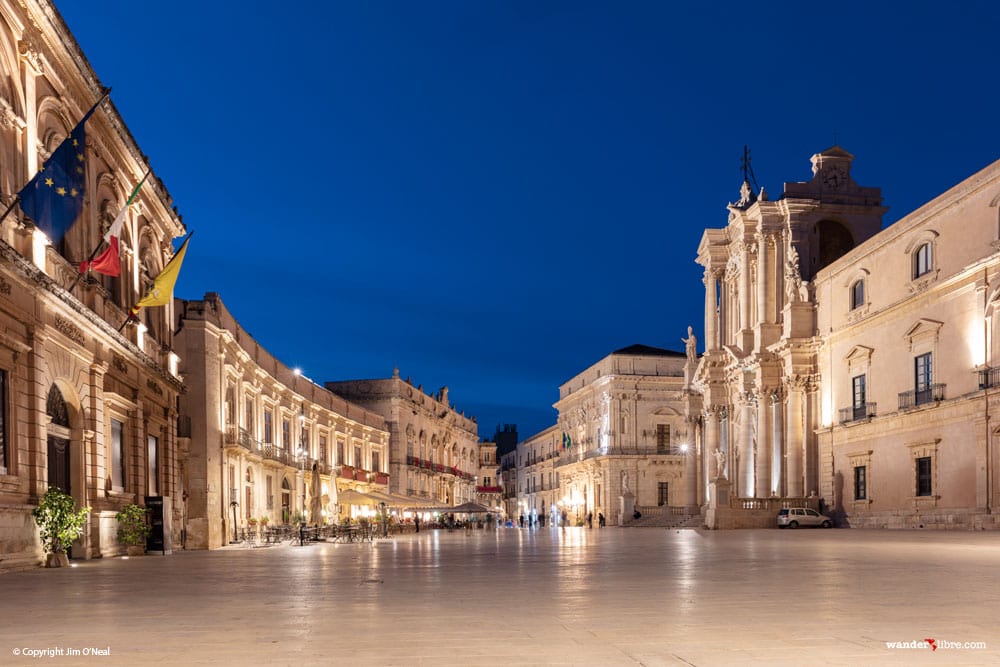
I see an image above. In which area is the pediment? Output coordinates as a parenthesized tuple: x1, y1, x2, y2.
(844, 345, 874, 362)
(903, 318, 944, 341)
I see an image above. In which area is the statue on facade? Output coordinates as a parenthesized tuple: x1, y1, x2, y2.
(784, 245, 808, 303)
(714, 448, 726, 479)
(682, 326, 697, 365)
(621, 470, 631, 494)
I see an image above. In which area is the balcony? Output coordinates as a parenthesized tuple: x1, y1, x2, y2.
(898, 384, 946, 410)
(979, 367, 1000, 389)
(554, 445, 685, 468)
(374, 472, 389, 485)
(340, 464, 355, 480)
(477, 486, 502, 494)
(262, 443, 291, 465)
(838, 403, 877, 424)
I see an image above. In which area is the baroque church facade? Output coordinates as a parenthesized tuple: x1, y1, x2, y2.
(693, 146, 1000, 529)
(0, 0, 187, 568)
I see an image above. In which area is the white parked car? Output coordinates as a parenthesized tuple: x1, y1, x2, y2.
(777, 507, 832, 529)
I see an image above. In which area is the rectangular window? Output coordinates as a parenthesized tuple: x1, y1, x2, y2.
(147, 434, 159, 496)
(282, 418, 290, 449)
(852, 374, 867, 420)
(853, 465, 867, 500)
(111, 418, 125, 490)
(225, 386, 235, 425)
(263, 410, 273, 444)
(337, 440, 344, 466)
(658, 481, 669, 506)
(371, 451, 380, 473)
(916, 457, 932, 496)
(915, 352, 933, 405)
(319, 436, 327, 464)
(850, 280, 865, 310)
(914, 243, 932, 278)
(0, 369, 7, 474)
(656, 424, 670, 454)
(354, 445, 362, 468)
(244, 397, 254, 430)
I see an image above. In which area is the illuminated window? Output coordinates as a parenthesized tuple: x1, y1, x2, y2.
(111, 418, 125, 490)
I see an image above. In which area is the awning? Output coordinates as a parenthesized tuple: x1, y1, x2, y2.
(337, 489, 381, 506)
(450, 501, 491, 514)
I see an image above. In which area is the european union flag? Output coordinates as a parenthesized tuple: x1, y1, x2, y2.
(18, 98, 102, 247)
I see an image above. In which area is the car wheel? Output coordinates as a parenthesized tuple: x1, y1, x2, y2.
(788, 521, 798, 529)
(821, 520, 832, 528)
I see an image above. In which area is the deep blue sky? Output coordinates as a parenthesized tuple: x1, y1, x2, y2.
(59, 1, 1000, 441)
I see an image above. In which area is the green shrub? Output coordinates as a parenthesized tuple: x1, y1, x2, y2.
(32, 488, 91, 554)
(114, 503, 151, 547)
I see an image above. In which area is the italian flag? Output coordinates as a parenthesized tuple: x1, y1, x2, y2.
(79, 173, 148, 277)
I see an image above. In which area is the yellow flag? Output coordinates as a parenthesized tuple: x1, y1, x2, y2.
(132, 233, 190, 314)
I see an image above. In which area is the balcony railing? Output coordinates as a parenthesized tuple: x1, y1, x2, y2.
(262, 443, 291, 465)
(838, 402, 877, 424)
(979, 367, 1000, 390)
(898, 384, 946, 410)
(554, 445, 685, 468)
(477, 485, 502, 494)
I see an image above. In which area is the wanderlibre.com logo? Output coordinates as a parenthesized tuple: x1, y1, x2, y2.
(885, 638, 987, 651)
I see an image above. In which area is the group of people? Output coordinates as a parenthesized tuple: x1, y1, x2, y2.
(516, 511, 607, 528)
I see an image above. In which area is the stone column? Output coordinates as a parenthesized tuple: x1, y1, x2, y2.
(703, 408, 718, 500)
(739, 245, 750, 331)
(704, 269, 718, 351)
(757, 233, 770, 326)
(771, 391, 784, 497)
(786, 382, 804, 497)
(739, 395, 755, 498)
(685, 418, 698, 508)
(755, 391, 770, 498)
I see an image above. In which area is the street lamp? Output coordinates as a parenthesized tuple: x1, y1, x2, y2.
(298, 405, 307, 521)
(230, 495, 239, 544)
(379, 501, 387, 537)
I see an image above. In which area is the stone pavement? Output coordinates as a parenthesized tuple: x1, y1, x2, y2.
(1, 527, 998, 666)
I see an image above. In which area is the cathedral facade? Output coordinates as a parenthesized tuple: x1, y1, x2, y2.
(694, 147, 1000, 529)
(0, 0, 186, 568)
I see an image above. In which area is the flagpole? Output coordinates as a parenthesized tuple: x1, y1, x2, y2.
(116, 230, 193, 334)
(67, 167, 151, 294)
(0, 195, 20, 227)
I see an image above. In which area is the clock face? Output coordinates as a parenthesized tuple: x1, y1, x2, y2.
(823, 165, 847, 189)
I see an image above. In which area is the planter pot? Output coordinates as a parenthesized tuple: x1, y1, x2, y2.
(45, 552, 69, 568)
(126, 545, 145, 557)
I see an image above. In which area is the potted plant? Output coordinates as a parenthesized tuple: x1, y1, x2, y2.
(259, 515, 269, 527)
(115, 503, 150, 556)
(32, 487, 91, 568)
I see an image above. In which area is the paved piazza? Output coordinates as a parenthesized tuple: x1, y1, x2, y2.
(1, 528, 997, 666)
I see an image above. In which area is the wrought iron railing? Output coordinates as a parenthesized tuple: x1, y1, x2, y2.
(838, 402, 877, 423)
(898, 384, 946, 409)
(554, 445, 685, 468)
(979, 367, 1000, 389)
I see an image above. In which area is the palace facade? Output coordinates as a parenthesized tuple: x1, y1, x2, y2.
(326, 376, 480, 506)
(174, 293, 390, 549)
(694, 146, 1000, 529)
(0, 0, 186, 568)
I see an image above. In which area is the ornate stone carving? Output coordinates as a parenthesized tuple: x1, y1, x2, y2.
(54, 316, 85, 345)
(0, 276, 11, 295)
(18, 38, 43, 74)
(112, 355, 128, 373)
(146, 378, 163, 396)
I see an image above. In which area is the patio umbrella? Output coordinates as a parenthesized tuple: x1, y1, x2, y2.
(309, 462, 322, 526)
(328, 478, 339, 519)
(337, 488, 380, 506)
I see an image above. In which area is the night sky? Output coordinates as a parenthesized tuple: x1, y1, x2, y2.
(58, 1, 1000, 441)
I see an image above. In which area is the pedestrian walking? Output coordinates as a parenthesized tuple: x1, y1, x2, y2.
(587, 512, 593, 529)
(598, 512, 605, 528)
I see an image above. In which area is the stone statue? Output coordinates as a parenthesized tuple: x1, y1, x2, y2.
(621, 470, 631, 494)
(714, 448, 726, 479)
(682, 326, 697, 365)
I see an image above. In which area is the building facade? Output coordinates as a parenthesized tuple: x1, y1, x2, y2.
(0, 0, 186, 569)
(175, 294, 390, 549)
(326, 376, 479, 506)
(554, 344, 696, 526)
(694, 146, 1000, 529)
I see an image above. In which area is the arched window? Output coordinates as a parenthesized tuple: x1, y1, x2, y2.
(850, 279, 865, 310)
(913, 242, 932, 278)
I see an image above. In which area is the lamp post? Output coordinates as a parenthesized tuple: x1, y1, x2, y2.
(298, 405, 307, 522)
(379, 501, 387, 537)
(230, 496, 239, 544)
